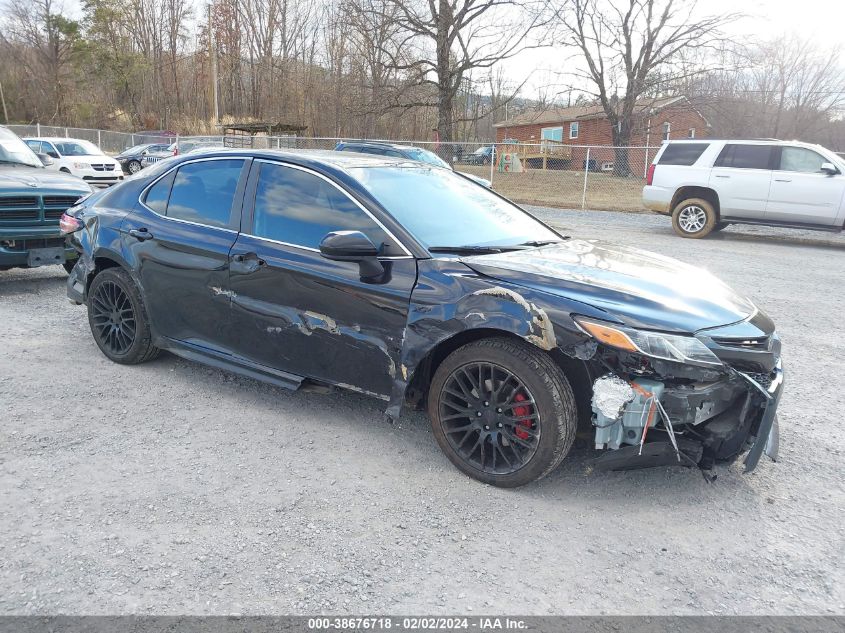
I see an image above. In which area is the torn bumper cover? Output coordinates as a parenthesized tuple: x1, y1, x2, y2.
(591, 358, 783, 473)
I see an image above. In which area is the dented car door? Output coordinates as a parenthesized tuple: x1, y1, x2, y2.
(123, 157, 249, 347)
(226, 159, 416, 397)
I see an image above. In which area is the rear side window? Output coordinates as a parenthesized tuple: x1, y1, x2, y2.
(251, 162, 394, 253)
(715, 144, 773, 170)
(166, 159, 244, 228)
(779, 147, 827, 173)
(658, 143, 709, 166)
(144, 171, 175, 214)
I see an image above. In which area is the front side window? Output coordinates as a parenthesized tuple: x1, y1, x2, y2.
(350, 165, 559, 249)
(569, 122, 579, 139)
(165, 159, 244, 228)
(26, 140, 42, 153)
(779, 147, 828, 173)
(251, 162, 395, 253)
(715, 144, 773, 170)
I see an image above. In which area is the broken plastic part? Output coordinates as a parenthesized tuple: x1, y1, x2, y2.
(591, 374, 635, 419)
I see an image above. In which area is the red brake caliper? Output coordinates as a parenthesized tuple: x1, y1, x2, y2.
(512, 392, 533, 440)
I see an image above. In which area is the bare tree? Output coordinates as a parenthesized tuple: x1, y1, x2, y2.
(373, 0, 550, 143)
(554, 0, 737, 174)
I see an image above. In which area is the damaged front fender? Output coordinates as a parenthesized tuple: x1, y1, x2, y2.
(387, 258, 603, 419)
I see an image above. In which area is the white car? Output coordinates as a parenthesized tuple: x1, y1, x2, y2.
(643, 139, 845, 238)
(23, 137, 124, 188)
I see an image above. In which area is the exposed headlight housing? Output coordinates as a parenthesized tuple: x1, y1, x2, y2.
(72, 161, 89, 170)
(574, 316, 723, 367)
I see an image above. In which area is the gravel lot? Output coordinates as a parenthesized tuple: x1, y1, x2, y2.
(1, 209, 843, 615)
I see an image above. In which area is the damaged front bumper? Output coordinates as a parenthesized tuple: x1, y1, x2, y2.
(591, 358, 783, 474)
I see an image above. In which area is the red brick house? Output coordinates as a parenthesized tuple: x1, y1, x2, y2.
(493, 96, 709, 172)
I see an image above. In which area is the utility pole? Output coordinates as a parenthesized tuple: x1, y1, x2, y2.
(208, 3, 219, 127)
(0, 80, 8, 124)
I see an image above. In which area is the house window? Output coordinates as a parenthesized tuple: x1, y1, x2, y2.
(540, 127, 563, 143)
(569, 122, 579, 139)
(688, 128, 696, 138)
(662, 122, 671, 141)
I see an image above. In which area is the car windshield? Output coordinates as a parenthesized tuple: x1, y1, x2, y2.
(54, 140, 103, 156)
(350, 165, 560, 250)
(473, 147, 489, 155)
(0, 128, 42, 167)
(405, 148, 450, 169)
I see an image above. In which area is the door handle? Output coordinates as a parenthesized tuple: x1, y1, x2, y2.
(774, 178, 792, 182)
(128, 228, 154, 241)
(714, 174, 730, 178)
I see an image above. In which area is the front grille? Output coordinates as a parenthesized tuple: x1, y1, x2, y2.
(90, 163, 115, 171)
(43, 196, 81, 207)
(0, 193, 80, 225)
(747, 372, 773, 390)
(712, 336, 770, 351)
(0, 196, 38, 208)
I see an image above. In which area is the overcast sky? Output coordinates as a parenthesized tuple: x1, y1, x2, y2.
(504, 0, 845, 97)
(59, 0, 843, 99)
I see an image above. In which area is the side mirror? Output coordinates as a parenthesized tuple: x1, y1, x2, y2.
(820, 162, 839, 175)
(319, 230, 384, 279)
(141, 149, 149, 155)
(37, 153, 53, 166)
(47, 151, 59, 158)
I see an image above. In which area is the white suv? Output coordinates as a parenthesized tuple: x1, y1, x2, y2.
(23, 137, 124, 188)
(643, 139, 845, 238)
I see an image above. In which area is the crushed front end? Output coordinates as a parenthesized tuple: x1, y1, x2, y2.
(577, 312, 783, 475)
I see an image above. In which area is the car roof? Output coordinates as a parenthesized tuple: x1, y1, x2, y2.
(663, 138, 829, 151)
(339, 141, 424, 151)
(171, 148, 431, 172)
(23, 137, 96, 143)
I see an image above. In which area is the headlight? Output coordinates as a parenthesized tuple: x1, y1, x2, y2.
(574, 316, 722, 367)
(72, 162, 89, 170)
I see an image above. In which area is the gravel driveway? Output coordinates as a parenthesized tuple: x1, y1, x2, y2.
(1, 209, 843, 615)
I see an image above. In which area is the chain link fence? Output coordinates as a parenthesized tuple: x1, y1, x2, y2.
(5, 125, 659, 211)
(8, 124, 845, 213)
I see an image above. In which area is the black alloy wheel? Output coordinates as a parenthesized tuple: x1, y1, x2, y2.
(428, 338, 577, 487)
(90, 278, 137, 355)
(439, 362, 541, 475)
(87, 267, 159, 364)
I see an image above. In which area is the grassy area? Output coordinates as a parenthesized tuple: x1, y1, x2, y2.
(457, 165, 647, 212)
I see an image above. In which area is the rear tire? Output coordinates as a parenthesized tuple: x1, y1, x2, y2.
(671, 198, 718, 238)
(428, 337, 577, 487)
(87, 267, 159, 364)
(127, 160, 142, 174)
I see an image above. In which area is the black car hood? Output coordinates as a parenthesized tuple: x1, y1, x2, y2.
(461, 239, 757, 334)
(0, 166, 91, 193)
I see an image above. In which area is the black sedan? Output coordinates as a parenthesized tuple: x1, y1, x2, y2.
(114, 143, 172, 174)
(61, 150, 782, 487)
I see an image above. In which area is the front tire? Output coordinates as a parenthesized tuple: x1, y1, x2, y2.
(671, 198, 718, 238)
(428, 338, 577, 487)
(87, 267, 159, 364)
(127, 160, 142, 174)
